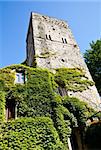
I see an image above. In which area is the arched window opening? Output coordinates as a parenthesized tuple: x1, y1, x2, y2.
(49, 35, 52, 40)
(46, 34, 48, 40)
(62, 38, 67, 44)
(65, 38, 67, 44)
(62, 38, 64, 43)
(45, 34, 52, 41)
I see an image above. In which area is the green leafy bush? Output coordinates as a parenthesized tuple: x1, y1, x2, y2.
(52, 105, 71, 146)
(51, 94, 76, 147)
(0, 117, 65, 150)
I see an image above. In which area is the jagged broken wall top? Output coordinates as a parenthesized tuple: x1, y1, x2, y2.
(27, 13, 90, 77)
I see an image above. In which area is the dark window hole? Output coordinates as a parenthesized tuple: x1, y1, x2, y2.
(61, 59, 65, 62)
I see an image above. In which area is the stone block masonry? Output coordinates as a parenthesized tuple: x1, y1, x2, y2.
(26, 12, 101, 110)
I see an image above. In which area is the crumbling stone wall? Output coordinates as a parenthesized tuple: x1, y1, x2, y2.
(26, 12, 101, 110)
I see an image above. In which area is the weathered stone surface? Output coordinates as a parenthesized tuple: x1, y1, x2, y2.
(26, 12, 101, 110)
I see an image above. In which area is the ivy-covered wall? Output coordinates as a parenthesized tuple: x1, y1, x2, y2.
(7, 68, 53, 118)
(0, 64, 99, 150)
(0, 117, 65, 150)
(54, 68, 94, 92)
(0, 68, 15, 91)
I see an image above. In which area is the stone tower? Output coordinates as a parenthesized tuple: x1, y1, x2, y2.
(26, 12, 101, 110)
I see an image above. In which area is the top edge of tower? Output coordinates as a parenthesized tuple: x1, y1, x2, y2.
(31, 12, 69, 28)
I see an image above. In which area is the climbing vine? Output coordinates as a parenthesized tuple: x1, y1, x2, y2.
(54, 68, 94, 92)
(0, 117, 65, 150)
(63, 96, 94, 126)
(0, 64, 98, 149)
(0, 91, 5, 122)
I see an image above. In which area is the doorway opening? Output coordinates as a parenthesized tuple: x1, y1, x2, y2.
(6, 99, 16, 121)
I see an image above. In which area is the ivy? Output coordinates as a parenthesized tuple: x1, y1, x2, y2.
(51, 94, 77, 147)
(0, 64, 97, 149)
(5, 66, 54, 118)
(0, 68, 15, 91)
(54, 68, 94, 92)
(0, 117, 65, 150)
(63, 96, 93, 126)
(35, 51, 56, 59)
(0, 91, 5, 122)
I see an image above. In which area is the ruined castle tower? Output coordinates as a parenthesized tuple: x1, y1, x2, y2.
(26, 12, 101, 110)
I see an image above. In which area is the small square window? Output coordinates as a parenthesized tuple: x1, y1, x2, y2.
(15, 72, 25, 84)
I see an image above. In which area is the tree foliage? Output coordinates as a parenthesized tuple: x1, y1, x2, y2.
(84, 39, 101, 95)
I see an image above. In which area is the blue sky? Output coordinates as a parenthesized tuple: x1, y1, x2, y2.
(0, 0, 101, 68)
